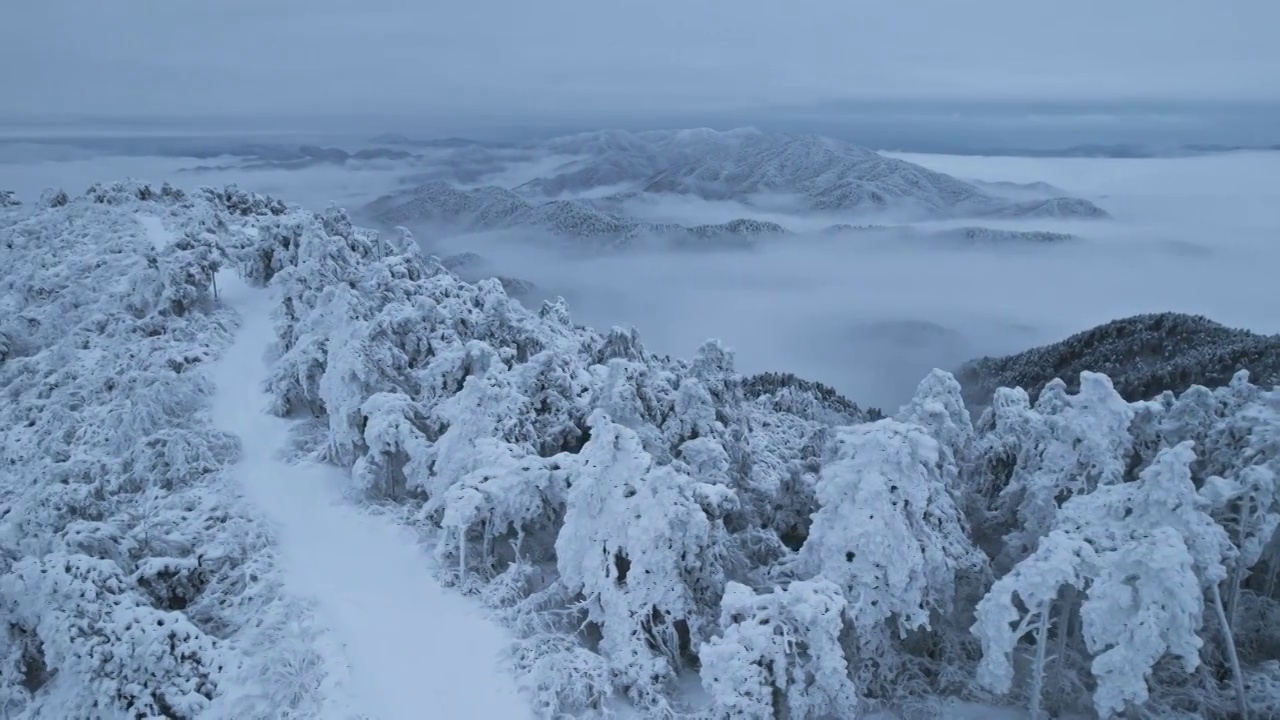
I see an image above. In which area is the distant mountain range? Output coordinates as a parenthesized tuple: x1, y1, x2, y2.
(363, 180, 787, 249)
(177, 144, 421, 171)
(501, 129, 1109, 219)
(363, 179, 1082, 249)
(368, 134, 507, 149)
(358, 128, 1109, 247)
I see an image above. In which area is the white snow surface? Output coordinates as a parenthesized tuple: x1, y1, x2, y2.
(207, 268, 533, 720)
(137, 212, 171, 250)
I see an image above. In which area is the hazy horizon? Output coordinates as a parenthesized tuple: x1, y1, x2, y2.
(6, 1, 1279, 122)
(4, 98, 1280, 156)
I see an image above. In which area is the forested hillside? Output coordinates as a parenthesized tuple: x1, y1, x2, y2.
(2, 182, 1278, 718)
(958, 313, 1280, 410)
(0, 184, 345, 718)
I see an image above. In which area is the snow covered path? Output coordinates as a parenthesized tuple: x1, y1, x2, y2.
(207, 268, 534, 720)
(136, 213, 170, 250)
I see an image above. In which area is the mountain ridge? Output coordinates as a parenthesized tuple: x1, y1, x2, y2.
(362, 179, 786, 249)
(513, 129, 1109, 220)
(365, 180, 1082, 248)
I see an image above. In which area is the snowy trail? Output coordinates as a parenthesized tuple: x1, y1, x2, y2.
(206, 266, 534, 720)
(136, 213, 170, 250)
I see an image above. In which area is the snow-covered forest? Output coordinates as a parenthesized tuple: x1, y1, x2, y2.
(0, 184, 357, 718)
(3, 182, 1279, 719)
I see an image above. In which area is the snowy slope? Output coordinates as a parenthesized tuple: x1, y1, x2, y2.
(208, 268, 533, 720)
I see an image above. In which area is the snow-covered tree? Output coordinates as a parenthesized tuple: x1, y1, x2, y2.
(159, 230, 224, 317)
(318, 306, 421, 466)
(264, 282, 358, 419)
(983, 373, 1136, 570)
(351, 391, 433, 497)
(594, 357, 677, 457)
(512, 350, 589, 457)
(229, 213, 306, 287)
(700, 579, 860, 719)
(422, 363, 537, 495)
(555, 410, 733, 712)
(896, 368, 974, 477)
(794, 419, 985, 697)
(436, 439, 567, 579)
(974, 442, 1237, 718)
(1139, 374, 1280, 660)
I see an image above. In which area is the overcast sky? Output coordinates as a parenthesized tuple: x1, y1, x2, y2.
(5, 1, 1278, 119)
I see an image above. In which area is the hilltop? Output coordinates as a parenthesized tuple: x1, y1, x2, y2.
(957, 312, 1280, 408)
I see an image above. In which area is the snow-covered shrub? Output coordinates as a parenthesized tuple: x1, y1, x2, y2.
(198, 183, 287, 219)
(1240, 660, 1280, 718)
(700, 579, 859, 719)
(510, 631, 614, 717)
(238, 214, 308, 287)
(39, 188, 68, 207)
(2, 553, 223, 718)
(159, 230, 225, 317)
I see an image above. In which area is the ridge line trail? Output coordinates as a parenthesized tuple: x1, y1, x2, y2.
(206, 263, 534, 720)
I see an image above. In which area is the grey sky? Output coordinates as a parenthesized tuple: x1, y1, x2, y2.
(5, 0, 1278, 119)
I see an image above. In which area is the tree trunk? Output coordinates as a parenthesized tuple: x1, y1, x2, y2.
(1054, 585, 1077, 696)
(1211, 582, 1249, 720)
(458, 525, 468, 580)
(1029, 607, 1051, 720)
(1227, 498, 1253, 632)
